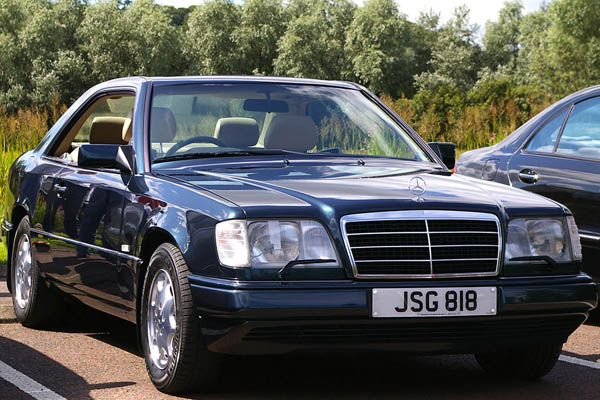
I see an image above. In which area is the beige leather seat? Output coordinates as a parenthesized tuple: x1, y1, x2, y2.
(122, 109, 133, 143)
(263, 114, 318, 152)
(89, 116, 130, 145)
(214, 117, 259, 148)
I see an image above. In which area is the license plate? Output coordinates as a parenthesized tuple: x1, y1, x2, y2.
(372, 287, 497, 318)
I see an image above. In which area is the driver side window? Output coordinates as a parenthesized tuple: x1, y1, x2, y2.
(52, 94, 135, 163)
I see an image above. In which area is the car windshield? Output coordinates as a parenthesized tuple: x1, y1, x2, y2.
(149, 83, 430, 164)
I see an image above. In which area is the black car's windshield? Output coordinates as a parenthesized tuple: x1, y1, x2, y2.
(150, 83, 430, 164)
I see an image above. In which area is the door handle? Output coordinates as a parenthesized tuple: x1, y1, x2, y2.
(518, 169, 539, 184)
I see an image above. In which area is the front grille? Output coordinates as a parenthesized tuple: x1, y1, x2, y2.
(243, 315, 583, 345)
(341, 211, 501, 278)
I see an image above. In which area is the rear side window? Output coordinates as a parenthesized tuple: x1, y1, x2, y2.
(526, 108, 568, 153)
(555, 97, 600, 160)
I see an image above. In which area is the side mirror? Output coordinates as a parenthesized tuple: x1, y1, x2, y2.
(428, 142, 456, 170)
(78, 144, 134, 174)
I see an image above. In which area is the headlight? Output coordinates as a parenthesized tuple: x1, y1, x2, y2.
(215, 219, 338, 268)
(215, 220, 250, 267)
(505, 217, 580, 263)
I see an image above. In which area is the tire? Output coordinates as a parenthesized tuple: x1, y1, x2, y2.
(140, 243, 221, 394)
(11, 216, 61, 327)
(475, 342, 563, 380)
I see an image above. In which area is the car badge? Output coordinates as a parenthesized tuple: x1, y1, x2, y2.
(409, 176, 427, 202)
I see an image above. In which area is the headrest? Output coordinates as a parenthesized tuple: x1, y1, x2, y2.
(264, 115, 318, 152)
(122, 109, 133, 143)
(89, 117, 128, 145)
(151, 107, 177, 142)
(214, 117, 259, 148)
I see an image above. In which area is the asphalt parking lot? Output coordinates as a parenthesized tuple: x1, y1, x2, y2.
(0, 280, 598, 400)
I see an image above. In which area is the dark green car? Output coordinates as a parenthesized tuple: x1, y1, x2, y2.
(2, 77, 597, 394)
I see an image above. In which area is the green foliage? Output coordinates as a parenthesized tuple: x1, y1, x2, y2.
(345, 0, 415, 96)
(483, 1, 523, 71)
(0, 0, 597, 166)
(234, 0, 286, 75)
(79, 0, 181, 82)
(184, 0, 241, 75)
(414, 5, 482, 93)
(518, 0, 600, 98)
(274, 0, 356, 80)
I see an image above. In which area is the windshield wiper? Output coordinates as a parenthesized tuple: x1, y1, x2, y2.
(153, 149, 303, 164)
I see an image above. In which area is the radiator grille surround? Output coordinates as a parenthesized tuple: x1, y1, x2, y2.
(340, 210, 502, 279)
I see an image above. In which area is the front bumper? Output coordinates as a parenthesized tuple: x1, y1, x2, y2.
(188, 274, 598, 355)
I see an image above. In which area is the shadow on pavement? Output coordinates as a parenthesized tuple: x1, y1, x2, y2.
(0, 335, 135, 400)
(9, 298, 598, 399)
(29, 299, 141, 357)
(177, 353, 567, 400)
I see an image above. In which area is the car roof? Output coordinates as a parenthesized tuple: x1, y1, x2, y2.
(100, 76, 362, 90)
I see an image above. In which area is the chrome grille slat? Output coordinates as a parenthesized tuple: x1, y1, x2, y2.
(350, 244, 499, 249)
(340, 210, 502, 279)
(346, 231, 498, 235)
(355, 258, 499, 263)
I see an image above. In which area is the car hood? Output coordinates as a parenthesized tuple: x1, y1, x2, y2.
(160, 160, 565, 220)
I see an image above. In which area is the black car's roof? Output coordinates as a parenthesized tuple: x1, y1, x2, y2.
(100, 76, 362, 90)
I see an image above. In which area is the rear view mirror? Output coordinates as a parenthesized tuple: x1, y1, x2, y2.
(428, 142, 456, 170)
(78, 144, 134, 174)
(243, 99, 289, 113)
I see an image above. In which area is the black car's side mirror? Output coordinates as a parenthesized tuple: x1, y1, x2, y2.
(428, 142, 456, 170)
(78, 144, 134, 174)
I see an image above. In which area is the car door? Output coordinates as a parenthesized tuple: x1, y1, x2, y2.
(32, 92, 138, 318)
(507, 96, 600, 279)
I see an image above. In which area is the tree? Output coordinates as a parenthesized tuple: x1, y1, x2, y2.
(274, 0, 355, 80)
(233, 0, 286, 75)
(0, 0, 88, 108)
(184, 0, 241, 75)
(161, 5, 191, 27)
(78, 0, 181, 83)
(345, 0, 416, 96)
(483, 1, 523, 71)
(519, 0, 600, 97)
(122, 0, 182, 76)
(414, 5, 482, 93)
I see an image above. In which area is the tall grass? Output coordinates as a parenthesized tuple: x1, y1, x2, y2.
(381, 95, 554, 150)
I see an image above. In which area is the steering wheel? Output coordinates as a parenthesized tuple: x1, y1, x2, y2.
(165, 136, 227, 157)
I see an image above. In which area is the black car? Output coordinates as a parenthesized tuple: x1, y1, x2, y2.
(1, 77, 597, 394)
(457, 85, 600, 282)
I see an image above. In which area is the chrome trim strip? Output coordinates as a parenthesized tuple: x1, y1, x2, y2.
(30, 228, 142, 263)
(580, 233, 600, 242)
(340, 210, 502, 279)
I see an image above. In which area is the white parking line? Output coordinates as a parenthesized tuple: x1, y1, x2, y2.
(0, 360, 66, 400)
(559, 354, 600, 370)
